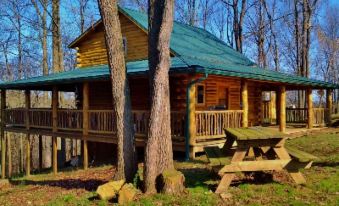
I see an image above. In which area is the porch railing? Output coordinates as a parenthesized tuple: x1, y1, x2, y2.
(195, 110, 243, 139)
(4, 108, 25, 126)
(286, 108, 328, 126)
(57, 109, 83, 131)
(29, 108, 52, 128)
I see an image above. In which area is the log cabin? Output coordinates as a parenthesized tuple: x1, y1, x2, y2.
(0, 7, 338, 177)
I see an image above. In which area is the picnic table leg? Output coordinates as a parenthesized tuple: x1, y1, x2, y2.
(221, 137, 235, 155)
(216, 147, 247, 193)
(274, 147, 307, 185)
(288, 171, 306, 184)
(215, 174, 235, 194)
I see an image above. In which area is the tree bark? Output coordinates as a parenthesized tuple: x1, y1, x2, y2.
(97, 0, 136, 182)
(144, 0, 175, 194)
(32, 0, 51, 169)
(52, 0, 64, 73)
(232, 0, 246, 53)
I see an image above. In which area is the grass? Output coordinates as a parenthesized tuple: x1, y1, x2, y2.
(0, 128, 338, 206)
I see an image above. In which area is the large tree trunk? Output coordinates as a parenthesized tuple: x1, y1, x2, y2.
(32, 0, 51, 169)
(144, 0, 175, 194)
(97, 0, 136, 182)
(52, 0, 64, 73)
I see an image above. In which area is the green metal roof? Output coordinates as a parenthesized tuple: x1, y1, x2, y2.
(0, 58, 188, 89)
(0, 7, 338, 89)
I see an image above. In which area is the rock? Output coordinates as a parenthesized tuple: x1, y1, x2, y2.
(0, 179, 9, 186)
(118, 183, 139, 204)
(96, 179, 125, 200)
(158, 169, 185, 194)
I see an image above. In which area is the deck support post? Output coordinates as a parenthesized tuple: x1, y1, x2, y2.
(25, 90, 31, 176)
(241, 80, 248, 128)
(1, 90, 6, 179)
(307, 89, 313, 129)
(326, 89, 333, 125)
(52, 86, 58, 175)
(187, 82, 197, 160)
(82, 82, 89, 170)
(278, 86, 286, 133)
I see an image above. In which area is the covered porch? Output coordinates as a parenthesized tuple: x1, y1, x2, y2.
(0, 65, 337, 178)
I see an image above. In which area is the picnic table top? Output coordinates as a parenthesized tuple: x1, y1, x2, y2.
(224, 127, 285, 141)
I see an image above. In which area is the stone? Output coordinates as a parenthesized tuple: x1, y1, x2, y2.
(118, 183, 139, 204)
(96, 179, 125, 200)
(159, 169, 185, 194)
(0, 179, 9, 187)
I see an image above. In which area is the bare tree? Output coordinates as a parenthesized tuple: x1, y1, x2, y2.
(222, 0, 247, 53)
(97, 0, 136, 181)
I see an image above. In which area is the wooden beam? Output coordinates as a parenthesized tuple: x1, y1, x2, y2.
(279, 86, 286, 133)
(276, 91, 280, 125)
(241, 80, 248, 127)
(307, 88, 313, 129)
(52, 86, 58, 175)
(82, 82, 89, 170)
(188, 83, 196, 146)
(215, 174, 235, 194)
(326, 89, 333, 125)
(1, 90, 6, 179)
(219, 159, 290, 173)
(7, 134, 11, 178)
(25, 90, 31, 176)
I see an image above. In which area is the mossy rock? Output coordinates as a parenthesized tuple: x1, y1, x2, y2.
(96, 179, 125, 200)
(0, 179, 9, 186)
(118, 183, 139, 204)
(158, 169, 185, 194)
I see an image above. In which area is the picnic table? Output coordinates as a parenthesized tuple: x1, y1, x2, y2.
(204, 127, 318, 194)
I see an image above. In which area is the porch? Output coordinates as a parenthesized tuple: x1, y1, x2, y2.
(0, 71, 336, 178)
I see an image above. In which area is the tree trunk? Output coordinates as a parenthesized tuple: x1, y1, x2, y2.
(52, 0, 64, 73)
(32, 0, 51, 169)
(144, 0, 175, 194)
(232, 0, 246, 53)
(97, 0, 136, 182)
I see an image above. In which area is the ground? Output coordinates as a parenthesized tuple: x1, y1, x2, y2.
(0, 128, 338, 206)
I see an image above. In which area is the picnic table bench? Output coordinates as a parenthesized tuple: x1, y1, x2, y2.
(204, 127, 318, 193)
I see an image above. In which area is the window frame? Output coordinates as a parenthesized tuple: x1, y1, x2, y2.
(196, 84, 206, 106)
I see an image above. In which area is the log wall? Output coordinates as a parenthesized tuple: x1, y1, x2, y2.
(84, 75, 263, 125)
(195, 75, 241, 111)
(76, 14, 149, 68)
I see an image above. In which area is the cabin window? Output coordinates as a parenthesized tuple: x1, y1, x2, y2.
(196, 84, 205, 105)
(122, 37, 128, 55)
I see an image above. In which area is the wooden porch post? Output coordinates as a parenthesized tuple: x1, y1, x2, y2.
(82, 82, 89, 170)
(52, 86, 58, 174)
(276, 91, 280, 125)
(25, 90, 31, 176)
(279, 86, 286, 133)
(307, 88, 313, 129)
(1, 90, 6, 179)
(241, 80, 248, 128)
(326, 89, 333, 125)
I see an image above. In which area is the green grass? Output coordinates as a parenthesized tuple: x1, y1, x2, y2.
(0, 130, 338, 206)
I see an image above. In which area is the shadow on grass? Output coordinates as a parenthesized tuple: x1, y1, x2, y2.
(179, 167, 219, 191)
(313, 161, 339, 167)
(9, 178, 107, 191)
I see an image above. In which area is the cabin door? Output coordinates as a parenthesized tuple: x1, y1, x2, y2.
(218, 86, 229, 110)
